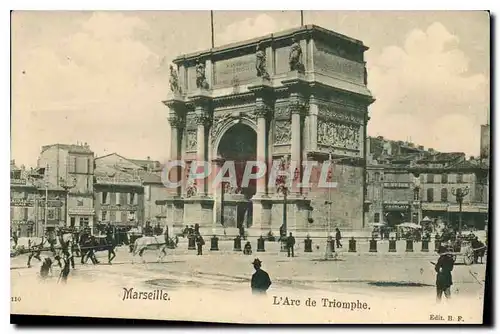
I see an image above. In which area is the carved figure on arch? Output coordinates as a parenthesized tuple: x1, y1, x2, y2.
(195, 59, 209, 89)
(289, 37, 305, 73)
(224, 182, 241, 195)
(255, 42, 270, 80)
(169, 65, 181, 94)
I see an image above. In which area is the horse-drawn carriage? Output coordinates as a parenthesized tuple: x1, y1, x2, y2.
(441, 238, 487, 265)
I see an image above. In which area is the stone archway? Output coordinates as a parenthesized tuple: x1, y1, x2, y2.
(217, 122, 257, 229)
(217, 122, 257, 198)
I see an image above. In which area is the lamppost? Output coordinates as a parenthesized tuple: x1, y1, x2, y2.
(276, 156, 291, 251)
(451, 186, 469, 236)
(59, 177, 77, 228)
(324, 153, 334, 259)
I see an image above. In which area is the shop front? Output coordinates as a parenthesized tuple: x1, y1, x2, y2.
(383, 202, 410, 227)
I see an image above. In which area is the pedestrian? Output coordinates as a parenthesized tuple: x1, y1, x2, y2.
(335, 228, 342, 248)
(251, 258, 271, 294)
(434, 245, 455, 302)
(196, 234, 205, 255)
(286, 232, 295, 257)
(39, 257, 53, 279)
(56, 254, 71, 284)
(243, 241, 252, 255)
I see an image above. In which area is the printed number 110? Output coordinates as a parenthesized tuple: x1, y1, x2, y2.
(11, 297, 21, 302)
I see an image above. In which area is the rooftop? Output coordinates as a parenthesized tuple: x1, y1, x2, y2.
(41, 143, 94, 154)
(173, 24, 368, 64)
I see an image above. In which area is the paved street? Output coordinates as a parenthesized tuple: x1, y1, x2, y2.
(11, 237, 486, 323)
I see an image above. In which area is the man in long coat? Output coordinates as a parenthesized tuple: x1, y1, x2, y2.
(251, 258, 271, 294)
(435, 245, 455, 302)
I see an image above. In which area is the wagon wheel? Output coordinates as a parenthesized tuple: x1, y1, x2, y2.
(463, 247, 474, 265)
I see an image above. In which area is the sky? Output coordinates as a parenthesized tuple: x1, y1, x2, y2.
(11, 11, 490, 167)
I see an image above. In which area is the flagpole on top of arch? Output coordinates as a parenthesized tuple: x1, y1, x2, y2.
(210, 10, 215, 49)
(300, 10, 304, 26)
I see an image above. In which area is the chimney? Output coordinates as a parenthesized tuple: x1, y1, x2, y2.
(418, 145, 424, 150)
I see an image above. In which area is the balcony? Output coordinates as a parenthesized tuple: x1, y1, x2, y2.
(383, 182, 411, 189)
(10, 178, 27, 185)
(95, 176, 142, 187)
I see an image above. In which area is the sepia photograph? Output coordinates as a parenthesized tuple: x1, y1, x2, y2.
(9, 10, 490, 324)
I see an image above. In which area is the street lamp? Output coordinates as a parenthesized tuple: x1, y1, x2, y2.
(451, 186, 469, 236)
(276, 156, 290, 250)
(59, 177, 77, 228)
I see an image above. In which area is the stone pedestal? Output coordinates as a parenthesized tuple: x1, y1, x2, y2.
(248, 197, 272, 237)
(165, 197, 184, 230)
(221, 194, 248, 228)
(183, 197, 213, 231)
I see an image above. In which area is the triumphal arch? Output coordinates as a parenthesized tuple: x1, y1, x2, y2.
(163, 25, 374, 236)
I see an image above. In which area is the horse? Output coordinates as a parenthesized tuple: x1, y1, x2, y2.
(79, 233, 116, 265)
(23, 233, 75, 268)
(130, 234, 174, 263)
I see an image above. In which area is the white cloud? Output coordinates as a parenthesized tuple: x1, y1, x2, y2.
(366, 22, 489, 156)
(12, 12, 171, 166)
(217, 13, 294, 45)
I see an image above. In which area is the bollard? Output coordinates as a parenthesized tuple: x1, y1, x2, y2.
(421, 239, 429, 252)
(210, 235, 219, 251)
(369, 238, 377, 252)
(233, 236, 242, 251)
(348, 237, 356, 252)
(188, 235, 196, 250)
(434, 239, 441, 253)
(327, 238, 335, 253)
(257, 236, 265, 252)
(405, 239, 414, 252)
(304, 237, 312, 252)
(388, 238, 397, 252)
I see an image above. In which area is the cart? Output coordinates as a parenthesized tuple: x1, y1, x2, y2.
(446, 240, 486, 265)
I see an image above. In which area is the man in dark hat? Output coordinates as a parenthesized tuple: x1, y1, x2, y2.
(251, 258, 271, 294)
(434, 245, 455, 302)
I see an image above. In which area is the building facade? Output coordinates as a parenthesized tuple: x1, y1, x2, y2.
(164, 25, 374, 235)
(37, 143, 95, 231)
(10, 161, 66, 236)
(415, 156, 489, 230)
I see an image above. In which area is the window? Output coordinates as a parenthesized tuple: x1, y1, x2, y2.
(129, 193, 135, 205)
(80, 217, 89, 227)
(427, 188, 434, 202)
(427, 174, 434, 183)
(109, 211, 116, 222)
(374, 213, 380, 223)
(69, 156, 77, 173)
(23, 208, 29, 220)
(366, 173, 370, 183)
(116, 193, 121, 205)
(121, 193, 128, 205)
(70, 217, 76, 227)
(10, 207, 13, 219)
(441, 188, 448, 202)
(102, 211, 108, 221)
(441, 174, 448, 184)
(374, 172, 380, 182)
(457, 173, 463, 183)
(102, 192, 108, 204)
(413, 188, 420, 201)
